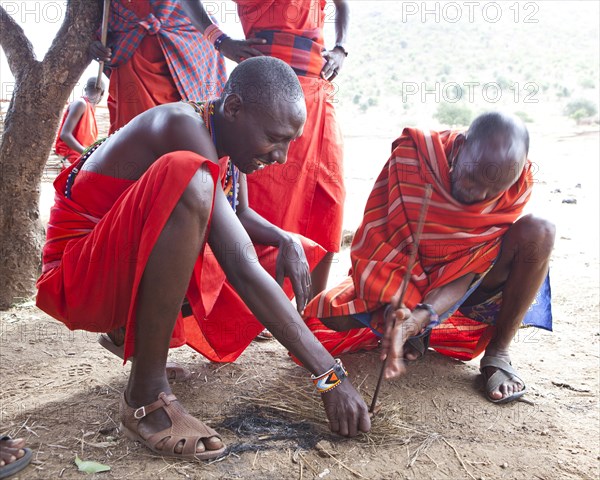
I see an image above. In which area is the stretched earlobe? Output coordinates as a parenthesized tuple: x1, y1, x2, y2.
(223, 94, 243, 121)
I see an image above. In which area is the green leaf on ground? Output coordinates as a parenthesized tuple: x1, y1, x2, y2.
(74, 455, 111, 474)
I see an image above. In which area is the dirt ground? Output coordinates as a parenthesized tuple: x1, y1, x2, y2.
(1, 109, 598, 480)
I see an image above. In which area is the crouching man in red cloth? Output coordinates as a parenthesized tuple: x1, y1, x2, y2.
(36, 57, 370, 461)
(303, 112, 556, 404)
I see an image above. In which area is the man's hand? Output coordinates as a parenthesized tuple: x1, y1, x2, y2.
(90, 41, 112, 63)
(380, 303, 422, 380)
(321, 48, 346, 81)
(275, 235, 311, 313)
(321, 380, 371, 436)
(218, 37, 266, 63)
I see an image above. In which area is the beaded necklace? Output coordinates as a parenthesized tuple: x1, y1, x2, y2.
(187, 100, 239, 212)
(64, 137, 109, 199)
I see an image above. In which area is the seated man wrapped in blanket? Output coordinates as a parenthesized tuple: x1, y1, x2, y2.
(303, 111, 555, 404)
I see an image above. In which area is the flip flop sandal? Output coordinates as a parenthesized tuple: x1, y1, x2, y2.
(254, 329, 274, 341)
(480, 355, 528, 404)
(98, 334, 192, 382)
(404, 327, 433, 359)
(0, 436, 33, 480)
(120, 392, 226, 460)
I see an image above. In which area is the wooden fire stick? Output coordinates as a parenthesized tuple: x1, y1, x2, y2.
(96, 0, 111, 89)
(369, 184, 433, 415)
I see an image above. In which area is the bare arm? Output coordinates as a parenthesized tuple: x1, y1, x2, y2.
(209, 187, 370, 436)
(236, 173, 312, 311)
(321, 0, 350, 80)
(333, 0, 350, 46)
(59, 99, 87, 154)
(177, 0, 265, 63)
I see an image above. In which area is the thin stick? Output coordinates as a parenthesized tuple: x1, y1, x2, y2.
(96, 0, 111, 89)
(442, 438, 477, 480)
(297, 452, 319, 475)
(369, 184, 433, 414)
(320, 448, 367, 479)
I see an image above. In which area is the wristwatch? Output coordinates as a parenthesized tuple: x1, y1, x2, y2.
(333, 44, 348, 57)
(414, 303, 440, 328)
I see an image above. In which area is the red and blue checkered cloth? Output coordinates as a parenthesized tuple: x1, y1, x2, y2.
(252, 29, 325, 78)
(104, 0, 226, 101)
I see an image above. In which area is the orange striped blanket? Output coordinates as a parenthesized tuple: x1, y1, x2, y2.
(303, 128, 534, 360)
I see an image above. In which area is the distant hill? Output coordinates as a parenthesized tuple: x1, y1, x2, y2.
(329, 1, 599, 134)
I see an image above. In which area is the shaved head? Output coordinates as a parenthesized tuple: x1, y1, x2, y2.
(84, 76, 105, 104)
(451, 111, 530, 204)
(466, 111, 529, 159)
(214, 56, 306, 174)
(222, 56, 304, 115)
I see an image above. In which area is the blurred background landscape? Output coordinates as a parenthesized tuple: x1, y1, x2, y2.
(330, 1, 599, 134)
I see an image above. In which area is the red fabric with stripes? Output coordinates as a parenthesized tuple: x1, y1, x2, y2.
(303, 128, 533, 360)
(238, 0, 345, 253)
(234, 0, 326, 43)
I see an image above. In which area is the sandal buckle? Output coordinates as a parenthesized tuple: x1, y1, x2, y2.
(134, 406, 146, 419)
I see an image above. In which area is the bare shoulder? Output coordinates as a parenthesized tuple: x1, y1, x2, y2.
(144, 103, 217, 160)
(66, 98, 87, 116)
(81, 103, 218, 180)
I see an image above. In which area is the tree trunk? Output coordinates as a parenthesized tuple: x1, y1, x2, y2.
(0, 0, 102, 309)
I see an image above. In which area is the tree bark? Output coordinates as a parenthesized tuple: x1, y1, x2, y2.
(0, 0, 102, 309)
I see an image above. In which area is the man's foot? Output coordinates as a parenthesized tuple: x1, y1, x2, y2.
(480, 351, 527, 403)
(403, 328, 433, 361)
(254, 329, 274, 342)
(99, 333, 192, 381)
(0, 436, 32, 479)
(120, 391, 226, 459)
(403, 343, 422, 361)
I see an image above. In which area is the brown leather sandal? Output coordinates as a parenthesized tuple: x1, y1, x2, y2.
(98, 334, 192, 382)
(120, 392, 226, 460)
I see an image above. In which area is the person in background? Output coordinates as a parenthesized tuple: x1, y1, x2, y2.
(90, 0, 227, 134)
(180, 0, 350, 340)
(54, 77, 104, 169)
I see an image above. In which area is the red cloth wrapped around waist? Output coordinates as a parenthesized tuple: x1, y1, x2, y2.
(252, 30, 325, 78)
(42, 163, 134, 273)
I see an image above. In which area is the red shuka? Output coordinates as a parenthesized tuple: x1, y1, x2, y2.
(236, 0, 346, 253)
(37, 152, 221, 361)
(54, 98, 98, 165)
(303, 128, 534, 360)
(37, 151, 326, 363)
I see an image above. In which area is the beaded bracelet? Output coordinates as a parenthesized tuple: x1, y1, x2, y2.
(203, 24, 222, 44)
(311, 358, 348, 393)
(204, 24, 230, 50)
(213, 33, 229, 51)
